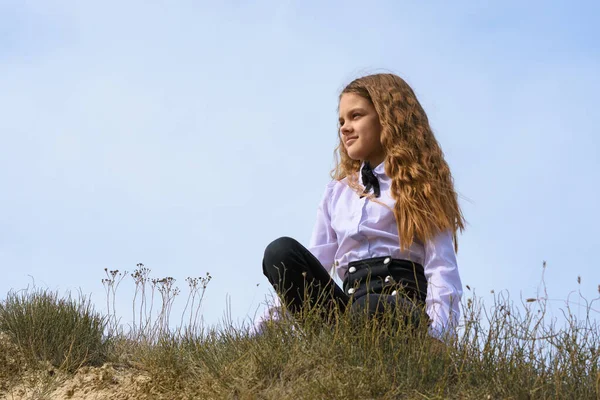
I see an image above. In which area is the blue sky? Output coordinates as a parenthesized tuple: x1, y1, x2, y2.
(1, 1, 598, 331)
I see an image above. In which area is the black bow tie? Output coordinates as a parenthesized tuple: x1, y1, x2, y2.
(361, 161, 381, 198)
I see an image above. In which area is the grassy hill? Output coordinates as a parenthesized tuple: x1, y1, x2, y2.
(0, 268, 598, 399)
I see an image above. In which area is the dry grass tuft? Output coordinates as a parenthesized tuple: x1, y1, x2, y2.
(0, 288, 108, 373)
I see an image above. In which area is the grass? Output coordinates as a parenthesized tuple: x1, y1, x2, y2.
(0, 264, 598, 399)
(0, 288, 108, 373)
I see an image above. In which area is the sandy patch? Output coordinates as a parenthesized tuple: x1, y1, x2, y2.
(1, 363, 154, 400)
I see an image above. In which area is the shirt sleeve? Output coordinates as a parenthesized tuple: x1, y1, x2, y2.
(423, 229, 462, 341)
(307, 181, 338, 274)
(252, 295, 282, 334)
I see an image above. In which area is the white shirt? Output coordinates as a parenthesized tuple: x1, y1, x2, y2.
(255, 161, 463, 340)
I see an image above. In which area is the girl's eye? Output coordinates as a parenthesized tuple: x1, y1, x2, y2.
(352, 113, 361, 119)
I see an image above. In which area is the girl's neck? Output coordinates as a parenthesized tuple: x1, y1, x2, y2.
(364, 155, 385, 168)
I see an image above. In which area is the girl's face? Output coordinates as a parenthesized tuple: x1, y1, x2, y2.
(338, 93, 385, 165)
(339, 93, 385, 167)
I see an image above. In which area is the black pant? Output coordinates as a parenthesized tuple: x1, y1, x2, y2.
(262, 236, 427, 326)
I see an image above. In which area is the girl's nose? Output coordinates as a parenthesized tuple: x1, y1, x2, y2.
(340, 123, 353, 135)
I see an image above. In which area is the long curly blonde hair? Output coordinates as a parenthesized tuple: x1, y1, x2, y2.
(332, 73, 466, 252)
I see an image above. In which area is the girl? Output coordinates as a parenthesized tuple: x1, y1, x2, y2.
(255, 73, 465, 340)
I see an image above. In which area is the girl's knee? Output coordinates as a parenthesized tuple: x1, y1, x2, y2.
(263, 236, 300, 262)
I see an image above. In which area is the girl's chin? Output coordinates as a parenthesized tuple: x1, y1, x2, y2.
(346, 150, 364, 161)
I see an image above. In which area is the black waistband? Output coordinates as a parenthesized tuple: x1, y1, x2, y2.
(343, 257, 427, 302)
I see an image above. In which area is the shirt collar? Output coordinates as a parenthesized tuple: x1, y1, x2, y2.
(360, 160, 386, 177)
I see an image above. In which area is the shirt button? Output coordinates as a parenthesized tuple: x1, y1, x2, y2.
(383, 257, 391, 265)
(391, 290, 397, 296)
(348, 288, 356, 295)
(385, 275, 392, 283)
(348, 266, 356, 273)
